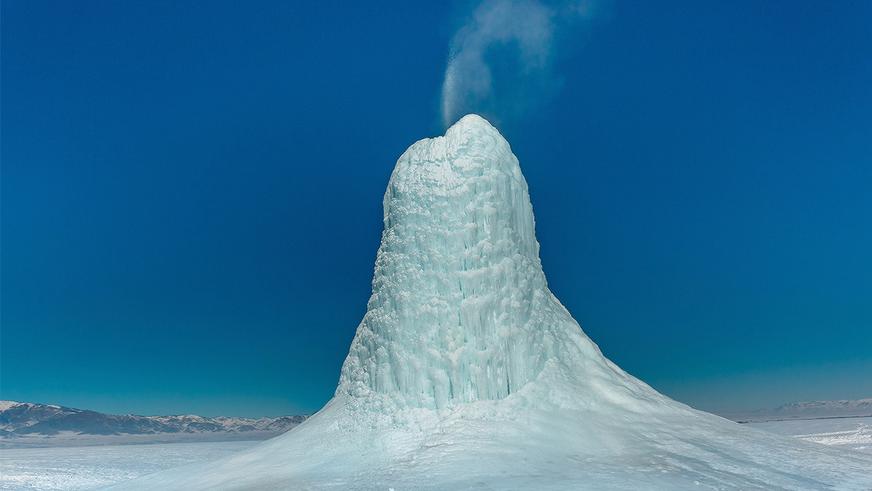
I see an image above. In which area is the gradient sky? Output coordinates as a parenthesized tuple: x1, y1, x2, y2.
(2, 0, 871, 418)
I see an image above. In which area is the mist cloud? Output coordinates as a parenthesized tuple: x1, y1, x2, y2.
(440, 0, 599, 127)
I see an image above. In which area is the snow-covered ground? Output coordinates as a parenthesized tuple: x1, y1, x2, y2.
(0, 440, 258, 490)
(746, 417, 872, 455)
(0, 418, 869, 490)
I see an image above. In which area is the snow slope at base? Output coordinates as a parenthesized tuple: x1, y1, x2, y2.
(3, 415, 868, 490)
(110, 365, 872, 490)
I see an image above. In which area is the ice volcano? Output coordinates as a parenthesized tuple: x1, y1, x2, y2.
(118, 115, 872, 490)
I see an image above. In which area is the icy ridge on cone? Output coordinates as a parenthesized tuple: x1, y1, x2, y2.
(338, 115, 631, 410)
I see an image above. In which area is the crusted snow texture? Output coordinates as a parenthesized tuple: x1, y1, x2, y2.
(112, 115, 872, 490)
(338, 114, 641, 410)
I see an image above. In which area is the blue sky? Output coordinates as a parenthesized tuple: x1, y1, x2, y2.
(2, 0, 870, 417)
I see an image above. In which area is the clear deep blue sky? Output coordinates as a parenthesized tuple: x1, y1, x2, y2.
(2, 0, 870, 418)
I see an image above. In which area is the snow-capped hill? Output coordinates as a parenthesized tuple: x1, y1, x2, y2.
(0, 400, 306, 438)
(771, 398, 872, 419)
(722, 398, 872, 423)
(0, 401, 22, 411)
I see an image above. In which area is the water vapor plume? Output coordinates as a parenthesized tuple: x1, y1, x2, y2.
(440, 0, 601, 128)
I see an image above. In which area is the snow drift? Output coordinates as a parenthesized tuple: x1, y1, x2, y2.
(115, 115, 872, 490)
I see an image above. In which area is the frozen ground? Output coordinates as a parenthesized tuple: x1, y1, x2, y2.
(0, 418, 869, 490)
(0, 431, 285, 450)
(0, 440, 258, 490)
(746, 416, 872, 455)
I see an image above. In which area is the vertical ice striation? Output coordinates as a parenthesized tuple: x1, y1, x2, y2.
(338, 115, 613, 409)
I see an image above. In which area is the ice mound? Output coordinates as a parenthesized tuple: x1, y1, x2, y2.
(339, 114, 651, 411)
(114, 115, 872, 490)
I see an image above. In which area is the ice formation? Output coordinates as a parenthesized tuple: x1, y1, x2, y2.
(338, 114, 650, 411)
(115, 115, 872, 490)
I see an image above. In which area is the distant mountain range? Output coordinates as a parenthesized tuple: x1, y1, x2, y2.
(766, 398, 872, 419)
(0, 400, 306, 439)
(726, 398, 872, 423)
